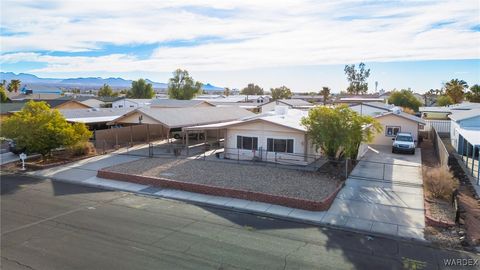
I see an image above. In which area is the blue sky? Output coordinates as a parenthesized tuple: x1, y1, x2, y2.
(1, 0, 479, 92)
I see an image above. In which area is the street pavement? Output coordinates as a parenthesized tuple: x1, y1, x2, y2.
(2, 173, 479, 270)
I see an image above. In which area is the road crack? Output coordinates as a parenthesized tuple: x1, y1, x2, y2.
(2, 256, 36, 270)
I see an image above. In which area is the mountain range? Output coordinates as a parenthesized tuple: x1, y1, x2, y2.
(0, 72, 224, 91)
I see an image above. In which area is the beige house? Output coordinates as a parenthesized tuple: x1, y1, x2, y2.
(185, 108, 320, 165)
(371, 111, 426, 145)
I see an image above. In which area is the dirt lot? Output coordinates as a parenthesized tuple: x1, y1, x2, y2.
(103, 157, 342, 201)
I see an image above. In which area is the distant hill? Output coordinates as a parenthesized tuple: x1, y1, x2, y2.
(0, 72, 223, 91)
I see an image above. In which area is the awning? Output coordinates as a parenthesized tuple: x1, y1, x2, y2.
(457, 127, 480, 146)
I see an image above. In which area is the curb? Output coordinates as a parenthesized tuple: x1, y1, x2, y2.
(21, 172, 433, 247)
(97, 169, 343, 211)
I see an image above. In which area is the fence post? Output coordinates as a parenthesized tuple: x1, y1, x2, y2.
(237, 148, 240, 163)
(382, 163, 386, 181)
(275, 152, 277, 166)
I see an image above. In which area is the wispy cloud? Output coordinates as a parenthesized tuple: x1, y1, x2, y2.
(1, 0, 479, 73)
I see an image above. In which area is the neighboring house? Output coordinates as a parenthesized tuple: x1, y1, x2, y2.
(80, 98, 105, 108)
(185, 108, 320, 165)
(420, 103, 480, 120)
(112, 98, 154, 108)
(419, 107, 451, 120)
(370, 110, 426, 146)
(43, 99, 92, 110)
(60, 108, 135, 130)
(291, 95, 324, 103)
(449, 109, 480, 185)
(150, 99, 214, 108)
(349, 102, 394, 117)
(260, 99, 314, 112)
(0, 102, 26, 122)
(337, 96, 384, 104)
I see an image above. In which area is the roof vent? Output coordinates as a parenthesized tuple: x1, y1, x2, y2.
(391, 107, 402, 114)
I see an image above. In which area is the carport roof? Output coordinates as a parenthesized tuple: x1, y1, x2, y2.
(109, 107, 255, 128)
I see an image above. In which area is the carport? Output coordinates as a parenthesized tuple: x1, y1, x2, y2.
(108, 107, 254, 153)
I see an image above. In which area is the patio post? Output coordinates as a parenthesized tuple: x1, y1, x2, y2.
(472, 145, 475, 175)
(466, 141, 470, 166)
(147, 124, 150, 143)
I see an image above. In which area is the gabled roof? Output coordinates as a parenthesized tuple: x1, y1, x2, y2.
(375, 111, 426, 125)
(350, 102, 393, 111)
(150, 99, 213, 108)
(110, 107, 255, 128)
(449, 109, 480, 122)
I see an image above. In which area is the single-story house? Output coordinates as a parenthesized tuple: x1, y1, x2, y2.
(449, 109, 480, 185)
(150, 99, 214, 108)
(420, 102, 480, 120)
(60, 108, 135, 130)
(0, 102, 26, 122)
(260, 99, 314, 113)
(349, 102, 394, 117)
(370, 110, 426, 146)
(185, 108, 320, 165)
(112, 98, 154, 108)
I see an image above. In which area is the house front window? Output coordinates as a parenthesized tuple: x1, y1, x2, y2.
(237, 136, 258, 150)
(385, 126, 400, 137)
(267, 138, 294, 153)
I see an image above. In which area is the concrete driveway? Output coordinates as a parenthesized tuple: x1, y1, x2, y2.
(327, 145, 425, 240)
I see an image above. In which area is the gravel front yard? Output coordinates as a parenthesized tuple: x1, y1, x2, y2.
(104, 157, 341, 201)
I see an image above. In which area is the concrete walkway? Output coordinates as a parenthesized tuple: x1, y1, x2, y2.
(326, 145, 425, 240)
(26, 144, 426, 243)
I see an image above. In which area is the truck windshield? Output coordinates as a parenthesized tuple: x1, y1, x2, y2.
(396, 135, 413, 142)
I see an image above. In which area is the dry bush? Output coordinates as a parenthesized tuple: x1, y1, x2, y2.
(69, 142, 96, 157)
(402, 107, 416, 115)
(424, 166, 459, 200)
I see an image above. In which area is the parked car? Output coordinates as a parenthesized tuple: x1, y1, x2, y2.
(7, 139, 26, 155)
(170, 130, 204, 140)
(392, 132, 416, 154)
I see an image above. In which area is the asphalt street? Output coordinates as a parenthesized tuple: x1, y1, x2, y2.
(1, 173, 479, 270)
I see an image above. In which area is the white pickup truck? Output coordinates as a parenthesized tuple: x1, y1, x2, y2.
(391, 132, 416, 155)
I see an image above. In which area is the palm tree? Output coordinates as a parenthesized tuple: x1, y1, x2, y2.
(8, 79, 21, 93)
(444, 79, 468, 104)
(319, 87, 331, 105)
